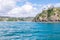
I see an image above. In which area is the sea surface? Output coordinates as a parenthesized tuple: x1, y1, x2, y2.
(0, 22, 60, 40)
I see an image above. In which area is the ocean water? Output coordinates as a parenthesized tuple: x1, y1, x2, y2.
(0, 22, 60, 40)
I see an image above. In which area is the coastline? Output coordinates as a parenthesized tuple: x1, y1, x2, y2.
(0, 21, 60, 23)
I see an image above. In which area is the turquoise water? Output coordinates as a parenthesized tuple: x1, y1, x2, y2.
(0, 22, 60, 40)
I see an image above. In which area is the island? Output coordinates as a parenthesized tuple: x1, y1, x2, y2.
(33, 7, 60, 22)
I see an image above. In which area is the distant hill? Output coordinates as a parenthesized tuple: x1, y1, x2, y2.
(33, 7, 60, 22)
(0, 16, 34, 21)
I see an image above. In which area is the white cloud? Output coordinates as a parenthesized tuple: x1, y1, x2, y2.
(54, 3, 60, 7)
(0, 0, 60, 17)
(42, 3, 60, 10)
(7, 2, 38, 17)
(0, 0, 16, 15)
(0, 0, 38, 17)
(41, 4, 52, 10)
(0, 0, 16, 10)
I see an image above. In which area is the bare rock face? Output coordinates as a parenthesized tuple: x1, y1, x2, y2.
(33, 7, 60, 22)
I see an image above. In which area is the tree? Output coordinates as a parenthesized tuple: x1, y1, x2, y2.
(47, 6, 54, 21)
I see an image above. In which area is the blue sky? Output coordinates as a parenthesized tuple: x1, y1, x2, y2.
(28, 0, 60, 4)
(0, 0, 60, 17)
(17, 0, 60, 6)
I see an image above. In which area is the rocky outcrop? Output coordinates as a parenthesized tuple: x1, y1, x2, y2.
(33, 7, 60, 22)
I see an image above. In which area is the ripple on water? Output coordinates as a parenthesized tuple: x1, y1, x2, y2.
(0, 22, 60, 40)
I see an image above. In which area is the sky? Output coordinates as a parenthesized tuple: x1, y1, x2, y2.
(0, 0, 60, 17)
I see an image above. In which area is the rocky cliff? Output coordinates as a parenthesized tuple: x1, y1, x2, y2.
(33, 7, 60, 22)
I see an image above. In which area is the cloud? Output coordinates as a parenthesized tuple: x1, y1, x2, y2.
(0, 0, 38, 17)
(0, 0, 60, 17)
(0, 0, 16, 15)
(54, 3, 60, 7)
(7, 2, 38, 17)
(41, 3, 60, 10)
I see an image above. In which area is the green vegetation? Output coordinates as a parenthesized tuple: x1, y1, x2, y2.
(0, 16, 33, 21)
(47, 7, 54, 20)
(33, 7, 60, 22)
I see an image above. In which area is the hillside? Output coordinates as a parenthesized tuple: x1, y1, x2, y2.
(33, 7, 60, 22)
(0, 16, 33, 21)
